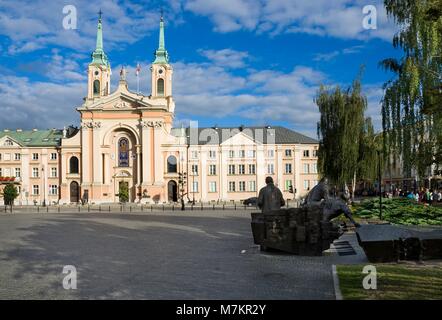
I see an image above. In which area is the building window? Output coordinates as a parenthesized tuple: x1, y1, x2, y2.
(229, 150, 235, 158)
(70, 156, 79, 174)
(312, 163, 318, 174)
(4, 139, 13, 146)
(0, 168, 2, 176)
(118, 138, 130, 167)
(239, 150, 245, 158)
(267, 164, 274, 175)
(209, 150, 217, 159)
(167, 155, 177, 173)
(209, 165, 216, 175)
(49, 185, 58, 195)
(248, 164, 256, 175)
(249, 181, 256, 192)
(239, 181, 246, 191)
(192, 181, 198, 193)
(285, 149, 292, 157)
(93, 80, 100, 96)
(229, 181, 236, 192)
(32, 167, 39, 178)
(303, 150, 310, 157)
(238, 164, 245, 175)
(32, 153, 39, 160)
(209, 181, 217, 193)
(303, 163, 309, 174)
(313, 150, 318, 157)
(191, 164, 198, 175)
(33, 185, 39, 195)
(247, 150, 256, 158)
(228, 164, 235, 175)
(0, 154, 1, 160)
(15, 153, 21, 161)
(285, 180, 292, 191)
(15, 168, 21, 178)
(51, 153, 57, 160)
(285, 163, 292, 174)
(191, 151, 198, 159)
(267, 150, 274, 158)
(157, 78, 164, 96)
(51, 167, 57, 177)
(304, 180, 310, 190)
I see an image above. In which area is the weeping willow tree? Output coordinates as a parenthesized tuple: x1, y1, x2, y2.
(381, 0, 442, 182)
(316, 72, 379, 196)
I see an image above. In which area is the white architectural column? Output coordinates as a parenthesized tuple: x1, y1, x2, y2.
(81, 125, 91, 184)
(92, 124, 102, 184)
(136, 145, 141, 186)
(200, 150, 208, 200)
(141, 123, 152, 185)
(153, 126, 164, 184)
(294, 147, 302, 199)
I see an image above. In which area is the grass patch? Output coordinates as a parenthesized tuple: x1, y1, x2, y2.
(351, 198, 442, 225)
(337, 264, 442, 300)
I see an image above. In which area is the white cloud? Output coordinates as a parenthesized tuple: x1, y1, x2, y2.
(0, 0, 175, 55)
(184, 0, 398, 41)
(0, 76, 84, 130)
(313, 45, 364, 62)
(198, 48, 250, 69)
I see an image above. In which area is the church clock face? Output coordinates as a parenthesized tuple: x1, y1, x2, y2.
(94, 71, 99, 76)
(158, 69, 163, 74)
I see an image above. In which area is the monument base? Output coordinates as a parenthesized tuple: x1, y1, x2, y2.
(251, 207, 343, 256)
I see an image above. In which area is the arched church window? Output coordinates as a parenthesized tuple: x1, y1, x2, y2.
(93, 80, 100, 96)
(118, 138, 130, 167)
(157, 78, 164, 96)
(167, 155, 177, 173)
(70, 156, 79, 174)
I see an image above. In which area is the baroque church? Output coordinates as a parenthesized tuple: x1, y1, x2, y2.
(0, 15, 320, 205)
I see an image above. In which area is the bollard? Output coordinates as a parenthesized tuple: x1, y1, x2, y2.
(130, 206, 132, 213)
(78, 206, 80, 212)
(213, 204, 215, 210)
(223, 204, 225, 210)
(109, 206, 111, 212)
(163, 205, 165, 211)
(151, 205, 153, 212)
(99, 205, 101, 212)
(235, 204, 237, 210)
(47, 206, 49, 213)
(88, 205, 90, 213)
(120, 205, 123, 212)
(58, 206, 60, 213)
(172, 205, 174, 211)
(191, 204, 194, 211)
(201, 203, 203, 211)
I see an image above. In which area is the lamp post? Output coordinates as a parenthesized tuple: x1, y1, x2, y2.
(41, 165, 46, 207)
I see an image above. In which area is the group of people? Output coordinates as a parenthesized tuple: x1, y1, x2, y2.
(405, 188, 442, 205)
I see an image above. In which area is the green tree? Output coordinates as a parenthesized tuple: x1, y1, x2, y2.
(118, 182, 129, 203)
(2, 184, 19, 206)
(381, 0, 442, 183)
(316, 72, 378, 196)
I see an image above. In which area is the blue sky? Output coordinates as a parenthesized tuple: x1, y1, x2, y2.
(0, 0, 402, 138)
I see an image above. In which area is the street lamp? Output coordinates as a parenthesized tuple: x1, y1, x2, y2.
(41, 165, 46, 207)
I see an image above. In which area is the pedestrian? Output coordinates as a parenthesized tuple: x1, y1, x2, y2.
(438, 190, 442, 203)
(414, 192, 419, 202)
(257, 176, 285, 213)
(432, 189, 438, 205)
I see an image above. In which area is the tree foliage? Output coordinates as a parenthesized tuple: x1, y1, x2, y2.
(118, 182, 129, 203)
(316, 72, 379, 189)
(381, 0, 442, 179)
(2, 184, 18, 206)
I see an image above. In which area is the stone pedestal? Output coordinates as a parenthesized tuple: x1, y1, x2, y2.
(251, 207, 343, 256)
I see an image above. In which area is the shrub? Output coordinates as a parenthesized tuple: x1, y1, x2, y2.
(2, 184, 19, 206)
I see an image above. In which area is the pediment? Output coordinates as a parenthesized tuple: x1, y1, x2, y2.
(0, 135, 22, 147)
(221, 131, 260, 146)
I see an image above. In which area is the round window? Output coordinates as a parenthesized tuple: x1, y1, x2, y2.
(158, 69, 163, 74)
(94, 71, 99, 76)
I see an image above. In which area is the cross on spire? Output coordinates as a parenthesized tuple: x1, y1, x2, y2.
(160, 8, 164, 21)
(98, 9, 103, 21)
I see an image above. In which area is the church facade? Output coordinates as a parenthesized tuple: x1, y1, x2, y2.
(0, 16, 320, 205)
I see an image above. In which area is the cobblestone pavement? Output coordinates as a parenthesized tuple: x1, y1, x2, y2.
(0, 210, 348, 299)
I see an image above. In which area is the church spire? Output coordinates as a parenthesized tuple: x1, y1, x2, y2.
(91, 10, 109, 66)
(153, 13, 169, 64)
